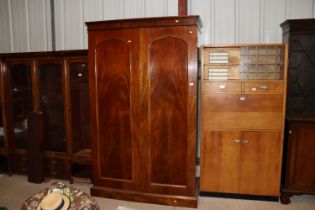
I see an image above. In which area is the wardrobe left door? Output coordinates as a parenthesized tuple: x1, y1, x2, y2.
(89, 29, 141, 191)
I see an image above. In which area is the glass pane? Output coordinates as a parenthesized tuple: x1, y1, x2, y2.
(69, 62, 90, 154)
(39, 63, 65, 152)
(239, 46, 285, 80)
(10, 64, 33, 149)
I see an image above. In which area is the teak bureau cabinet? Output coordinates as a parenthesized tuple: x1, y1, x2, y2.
(86, 16, 201, 207)
(200, 44, 288, 197)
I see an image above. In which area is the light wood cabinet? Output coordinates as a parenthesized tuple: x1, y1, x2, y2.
(202, 130, 282, 195)
(86, 16, 200, 207)
(200, 44, 288, 197)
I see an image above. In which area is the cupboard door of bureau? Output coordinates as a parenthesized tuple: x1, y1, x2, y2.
(239, 131, 282, 196)
(140, 26, 197, 196)
(89, 29, 140, 190)
(201, 130, 282, 196)
(200, 130, 242, 193)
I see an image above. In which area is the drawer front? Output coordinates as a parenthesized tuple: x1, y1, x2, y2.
(243, 82, 284, 93)
(201, 94, 284, 130)
(201, 81, 242, 93)
(202, 93, 283, 112)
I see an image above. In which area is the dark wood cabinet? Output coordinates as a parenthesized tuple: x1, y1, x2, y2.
(86, 16, 200, 207)
(0, 50, 90, 179)
(281, 117, 315, 203)
(281, 19, 315, 203)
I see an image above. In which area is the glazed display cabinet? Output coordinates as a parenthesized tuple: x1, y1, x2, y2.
(0, 50, 91, 180)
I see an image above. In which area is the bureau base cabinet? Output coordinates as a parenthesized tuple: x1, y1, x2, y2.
(201, 130, 282, 196)
(200, 44, 288, 197)
(87, 16, 200, 207)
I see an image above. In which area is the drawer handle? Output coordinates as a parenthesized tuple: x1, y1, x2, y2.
(239, 96, 246, 101)
(218, 84, 226, 89)
(233, 139, 241, 144)
(259, 84, 269, 90)
(242, 139, 249, 144)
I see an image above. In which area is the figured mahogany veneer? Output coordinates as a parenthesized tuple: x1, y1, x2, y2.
(87, 16, 201, 207)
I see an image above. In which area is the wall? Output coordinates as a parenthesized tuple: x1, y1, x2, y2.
(54, 0, 178, 50)
(0, 0, 314, 53)
(0, 0, 51, 53)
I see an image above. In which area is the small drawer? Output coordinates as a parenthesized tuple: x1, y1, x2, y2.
(201, 81, 242, 93)
(243, 82, 284, 93)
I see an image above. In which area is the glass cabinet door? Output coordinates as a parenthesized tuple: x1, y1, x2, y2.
(9, 63, 33, 149)
(39, 62, 66, 152)
(69, 61, 89, 154)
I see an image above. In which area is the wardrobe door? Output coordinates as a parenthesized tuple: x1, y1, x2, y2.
(140, 26, 198, 196)
(89, 29, 140, 190)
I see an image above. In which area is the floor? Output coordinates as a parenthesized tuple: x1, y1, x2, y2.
(0, 174, 315, 210)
